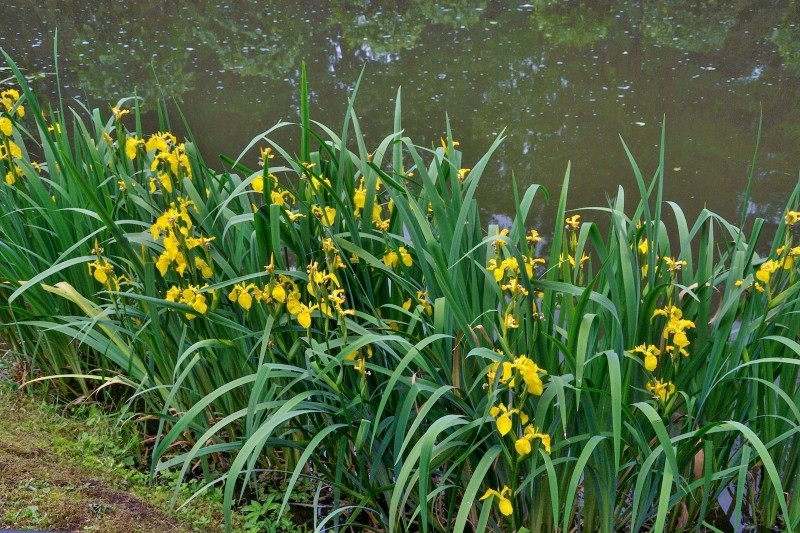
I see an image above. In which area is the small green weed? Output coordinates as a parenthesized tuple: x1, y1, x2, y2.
(7, 505, 43, 526)
(242, 493, 308, 533)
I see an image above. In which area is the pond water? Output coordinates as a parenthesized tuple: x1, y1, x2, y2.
(3, 0, 800, 235)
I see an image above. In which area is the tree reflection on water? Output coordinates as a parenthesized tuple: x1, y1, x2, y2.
(2, 0, 799, 231)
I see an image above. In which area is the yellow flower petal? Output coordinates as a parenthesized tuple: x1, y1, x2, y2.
(673, 330, 689, 349)
(297, 310, 311, 328)
(272, 284, 286, 303)
(156, 253, 171, 277)
(383, 251, 398, 268)
(539, 433, 552, 454)
(238, 291, 253, 311)
(515, 438, 532, 456)
(125, 137, 140, 159)
(0, 117, 12, 136)
(193, 294, 208, 314)
(93, 267, 108, 284)
(523, 372, 543, 396)
(479, 489, 498, 501)
(498, 498, 513, 516)
(496, 414, 512, 436)
(286, 297, 303, 315)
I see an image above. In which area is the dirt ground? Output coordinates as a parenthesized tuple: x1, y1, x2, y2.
(0, 393, 208, 532)
(0, 343, 227, 532)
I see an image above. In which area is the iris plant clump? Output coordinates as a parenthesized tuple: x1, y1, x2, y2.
(2, 51, 800, 532)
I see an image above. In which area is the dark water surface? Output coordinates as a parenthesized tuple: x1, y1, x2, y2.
(2, 1, 799, 234)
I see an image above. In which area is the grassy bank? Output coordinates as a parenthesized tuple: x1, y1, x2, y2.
(2, 50, 800, 532)
(0, 353, 242, 532)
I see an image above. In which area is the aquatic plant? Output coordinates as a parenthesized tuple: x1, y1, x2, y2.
(2, 50, 800, 532)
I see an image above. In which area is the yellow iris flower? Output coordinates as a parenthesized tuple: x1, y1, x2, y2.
(514, 424, 552, 456)
(479, 486, 513, 516)
(514, 355, 546, 396)
(647, 379, 676, 403)
(630, 344, 660, 372)
(756, 259, 780, 284)
(287, 292, 316, 328)
(0, 117, 12, 136)
(489, 403, 528, 436)
(565, 214, 581, 230)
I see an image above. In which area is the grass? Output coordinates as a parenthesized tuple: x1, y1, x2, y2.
(2, 50, 800, 532)
(0, 360, 245, 532)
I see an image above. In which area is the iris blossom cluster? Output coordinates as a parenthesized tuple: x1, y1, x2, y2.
(353, 177, 392, 231)
(487, 227, 546, 335)
(150, 198, 214, 279)
(227, 259, 353, 330)
(166, 284, 211, 320)
(631, 304, 695, 404)
(484, 350, 551, 519)
(149, 198, 219, 319)
(87, 241, 129, 292)
(630, 223, 700, 404)
(736, 211, 800, 295)
(1, 87, 33, 186)
(488, 355, 547, 396)
(126, 131, 193, 195)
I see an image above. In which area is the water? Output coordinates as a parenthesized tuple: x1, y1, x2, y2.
(2, 0, 799, 234)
